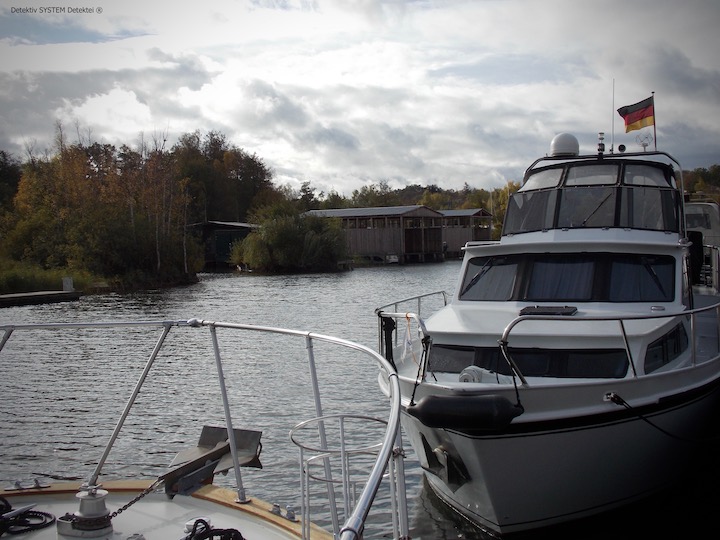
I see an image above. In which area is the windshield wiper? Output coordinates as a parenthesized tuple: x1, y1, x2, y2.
(641, 257, 668, 298)
(460, 259, 494, 297)
(581, 191, 613, 226)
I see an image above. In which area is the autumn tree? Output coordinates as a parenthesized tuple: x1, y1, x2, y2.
(0, 151, 21, 212)
(232, 197, 346, 273)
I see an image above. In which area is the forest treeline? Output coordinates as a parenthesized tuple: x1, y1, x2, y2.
(1, 125, 719, 292)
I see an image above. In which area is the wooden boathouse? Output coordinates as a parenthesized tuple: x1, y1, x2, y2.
(439, 208, 493, 258)
(307, 205, 444, 263)
(307, 205, 491, 263)
(193, 221, 257, 270)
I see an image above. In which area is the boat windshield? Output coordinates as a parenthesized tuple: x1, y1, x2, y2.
(503, 162, 680, 235)
(459, 252, 675, 302)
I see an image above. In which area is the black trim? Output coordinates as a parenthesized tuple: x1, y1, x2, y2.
(405, 375, 720, 439)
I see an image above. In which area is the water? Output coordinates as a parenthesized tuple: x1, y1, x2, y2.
(1, 261, 718, 539)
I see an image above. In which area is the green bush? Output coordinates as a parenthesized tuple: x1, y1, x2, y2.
(230, 208, 346, 273)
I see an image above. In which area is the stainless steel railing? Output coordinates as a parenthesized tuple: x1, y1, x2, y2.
(0, 318, 409, 540)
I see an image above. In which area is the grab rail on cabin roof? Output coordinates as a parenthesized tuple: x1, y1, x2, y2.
(0, 319, 409, 540)
(497, 300, 720, 384)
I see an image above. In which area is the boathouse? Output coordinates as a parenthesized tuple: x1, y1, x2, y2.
(307, 205, 463, 263)
(439, 208, 493, 257)
(193, 221, 257, 270)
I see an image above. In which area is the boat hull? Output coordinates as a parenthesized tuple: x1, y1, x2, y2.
(400, 375, 720, 534)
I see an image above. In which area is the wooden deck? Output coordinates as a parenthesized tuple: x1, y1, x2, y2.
(0, 290, 81, 308)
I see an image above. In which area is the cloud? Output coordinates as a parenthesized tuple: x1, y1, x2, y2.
(55, 86, 153, 139)
(1, 0, 719, 197)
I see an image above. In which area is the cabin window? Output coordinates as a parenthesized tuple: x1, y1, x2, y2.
(459, 253, 675, 302)
(624, 164, 671, 187)
(608, 255, 674, 302)
(503, 190, 557, 233)
(564, 164, 619, 186)
(686, 213, 711, 230)
(428, 344, 629, 378)
(522, 168, 563, 190)
(459, 256, 517, 300)
(644, 323, 689, 373)
(526, 256, 594, 300)
(618, 186, 679, 231)
(557, 186, 616, 228)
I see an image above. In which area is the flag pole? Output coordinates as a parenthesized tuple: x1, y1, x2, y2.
(611, 79, 615, 153)
(652, 91, 657, 150)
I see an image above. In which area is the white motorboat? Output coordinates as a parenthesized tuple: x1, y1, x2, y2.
(0, 319, 410, 539)
(375, 134, 720, 535)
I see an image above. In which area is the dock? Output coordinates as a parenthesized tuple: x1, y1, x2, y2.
(0, 290, 81, 308)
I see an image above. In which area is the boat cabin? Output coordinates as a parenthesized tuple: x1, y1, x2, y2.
(503, 143, 683, 237)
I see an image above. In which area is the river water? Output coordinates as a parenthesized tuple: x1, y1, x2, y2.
(1, 261, 718, 539)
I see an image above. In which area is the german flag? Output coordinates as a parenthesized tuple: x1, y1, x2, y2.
(617, 96, 654, 133)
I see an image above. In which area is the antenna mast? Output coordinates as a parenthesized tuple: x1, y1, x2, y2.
(611, 79, 615, 153)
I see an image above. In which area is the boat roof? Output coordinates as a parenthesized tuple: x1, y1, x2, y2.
(526, 149, 682, 176)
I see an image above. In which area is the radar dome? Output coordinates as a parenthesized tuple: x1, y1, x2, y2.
(550, 133, 579, 157)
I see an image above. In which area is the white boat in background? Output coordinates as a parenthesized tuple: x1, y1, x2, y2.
(375, 133, 720, 535)
(0, 319, 410, 539)
(685, 199, 720, 248)
(685, 199, 720, 288)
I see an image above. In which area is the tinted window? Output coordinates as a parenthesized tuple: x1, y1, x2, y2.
(429, 344, 628, 379)
(609, 255, 674, 302)
(503, 190, 557, 234)
(557, 186, 616, 228)
(644, 324, 689, 373)
(526, 256, 594, 301)
(459, 253, 675, 302)
(460, 256, 517, 301)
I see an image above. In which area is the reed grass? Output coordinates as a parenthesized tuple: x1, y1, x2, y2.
(0, 258, 96, 294)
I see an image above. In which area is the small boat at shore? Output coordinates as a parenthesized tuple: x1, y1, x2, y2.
(0, 319, 410, 539)
(375, 133, 720, 535)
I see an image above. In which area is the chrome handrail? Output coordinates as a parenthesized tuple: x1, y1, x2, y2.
(376, 290, 448, 352)
(0, 318, 408, 540)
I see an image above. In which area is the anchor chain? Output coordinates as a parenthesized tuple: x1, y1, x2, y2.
(109, 479, 163, 519)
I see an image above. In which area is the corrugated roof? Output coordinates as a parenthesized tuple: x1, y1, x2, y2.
(306, 205, 443, 218)
(439, 209, 492, 217)
(202, 221, 257, 229)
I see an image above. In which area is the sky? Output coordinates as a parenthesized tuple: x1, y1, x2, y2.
(1, 0, 719, 197)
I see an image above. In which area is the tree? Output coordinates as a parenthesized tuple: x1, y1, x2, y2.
(233, 199, 346, 273)
(0, 151, 21, 211)
(351, 180, 398, 207)
(2, 123, 204, 287)
(489, 182, 520, 239)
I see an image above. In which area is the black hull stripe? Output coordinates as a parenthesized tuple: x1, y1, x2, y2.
(405, 375, 720, 438)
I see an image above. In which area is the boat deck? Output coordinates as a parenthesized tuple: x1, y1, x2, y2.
(1, 481, 333, 539)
